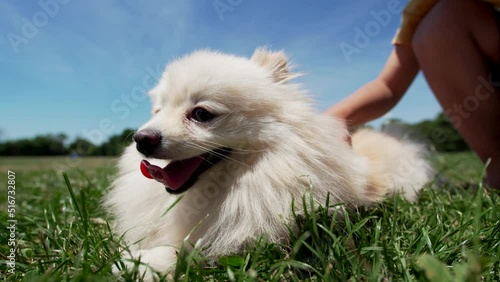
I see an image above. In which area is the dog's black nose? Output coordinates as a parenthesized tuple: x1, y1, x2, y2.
(134, 130, 161, 156)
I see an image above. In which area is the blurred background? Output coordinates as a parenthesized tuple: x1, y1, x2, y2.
(0, 0, 467, 157)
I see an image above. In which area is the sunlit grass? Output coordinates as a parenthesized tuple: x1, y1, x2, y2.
(0, 153, 498, 281)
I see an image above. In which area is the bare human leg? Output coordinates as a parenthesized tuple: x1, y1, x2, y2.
(412, 0, 500, 187)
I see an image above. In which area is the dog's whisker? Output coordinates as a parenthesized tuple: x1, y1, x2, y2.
(211, 151, 250, 168)
(124, 130, 137, 145)
(202, 140, 267, 154)
(215, 112, 233, 123)
(185, 142, 251, 168)
(182, 144, 217, 166)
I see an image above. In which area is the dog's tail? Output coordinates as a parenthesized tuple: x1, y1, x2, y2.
(351, 129, 434, 202)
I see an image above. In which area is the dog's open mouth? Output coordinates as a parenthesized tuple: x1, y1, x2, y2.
(140, 148, 232, 194)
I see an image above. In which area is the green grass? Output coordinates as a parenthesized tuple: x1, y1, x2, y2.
(0, 153, 498, 281)
(0, 156, 117, 173)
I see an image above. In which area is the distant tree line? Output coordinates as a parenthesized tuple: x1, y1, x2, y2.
(0, 112, 470, 156)
(383, 112, 469, 152)
(408, 113, 469, 152)
(0, 129, 135, 156)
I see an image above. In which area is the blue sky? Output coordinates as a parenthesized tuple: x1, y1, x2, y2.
(0, 0, 441, 143)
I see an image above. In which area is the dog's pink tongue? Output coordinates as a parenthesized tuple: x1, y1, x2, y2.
(140, 158, 203, 190)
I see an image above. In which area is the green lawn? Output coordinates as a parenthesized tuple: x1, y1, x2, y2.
(0, 153, 498, 281)
(0, 156, 117, 172)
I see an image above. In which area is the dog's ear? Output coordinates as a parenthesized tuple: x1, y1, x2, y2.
(251, 47, 290, 83)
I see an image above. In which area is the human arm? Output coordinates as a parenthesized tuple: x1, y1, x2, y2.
(324, 44, 420, 128)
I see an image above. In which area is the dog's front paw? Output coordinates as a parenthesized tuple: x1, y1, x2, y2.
(113, 247, 178, 281)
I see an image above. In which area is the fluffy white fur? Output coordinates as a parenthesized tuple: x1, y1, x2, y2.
(105, 48, 433, 280)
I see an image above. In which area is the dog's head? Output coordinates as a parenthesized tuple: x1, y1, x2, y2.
(134, 48, 307, 194)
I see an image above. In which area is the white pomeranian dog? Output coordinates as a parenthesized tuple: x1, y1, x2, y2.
(105, 47, 433, 280)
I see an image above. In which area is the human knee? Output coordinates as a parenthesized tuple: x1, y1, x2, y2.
(412, 0, 479, 55)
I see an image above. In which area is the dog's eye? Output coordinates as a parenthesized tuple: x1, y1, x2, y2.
(191, 107, 215, 122)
